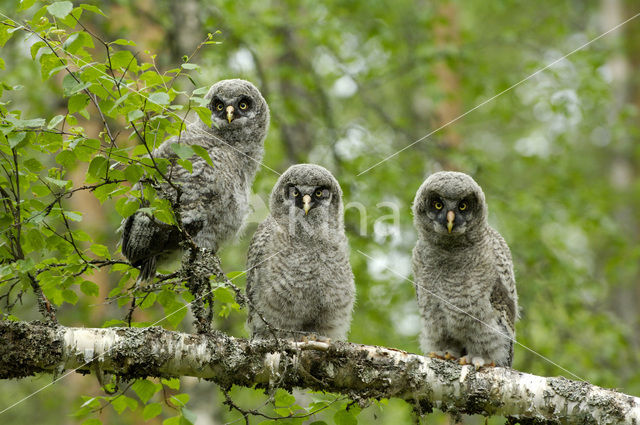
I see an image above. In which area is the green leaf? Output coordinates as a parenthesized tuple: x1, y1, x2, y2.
(81, 419, 102, 425)
(64, 210, 83, 221)
(93, 183, 124, 203)
(48, 114, 65, 129)
(62, 73, 91, 96)
(111, 39, 136, 46)
(110, 50, 136, 70)
(24, 158, 43, 172)
(62, 32, 94, 54)
(127, 109, 144, 122)
(44, 176, 70, 188)
(193, 106, 212, 128)
(90, 244, 109, 257)
(79, 4, 106, 16)
(47, 1, 73, 19)
(124, 164, 144, 183)
(213, 286, 236, 304)
(103, 319, 127, 327)
(163, 417, 181, 425)
(80, 280, 99, 297)
(132, 379, 158, 404)
(111, 395, 138, 414)
(274, 407, 293, 416)
(88, 156, 108, 179)
(333, 409, 357, 425)
(18, 0, 37, 11)
(39, 54, 63, 79)
(62, 289, 79, 305)
(161, 378, 180, 390)
(0, 24, 14, 48)
(0, 58, 5, 70)
(170, 143, 194, 160)
(191, 145, 213, 167)
(181, 63, 199, 70)
(139, 292, 157, 309)
(68, 93, 90, 114)
(177, 158, 192, 173)
(182, 408, 197, 425)
(115, 197, 139, 218)
(148, 92, 170, 106)
(143, 403, 163, 420)
(170, 393, 189, 407)
(274, 389, 296, 407)
(8, 132, 26, 149)
(55, 150, 76, 168)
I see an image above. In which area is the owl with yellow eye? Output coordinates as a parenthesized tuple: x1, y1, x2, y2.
(411, 171, 518, 367)
(245, 164, 355, 341)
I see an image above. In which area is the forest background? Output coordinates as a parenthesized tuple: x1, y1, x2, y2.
(1, 0, 639, 424)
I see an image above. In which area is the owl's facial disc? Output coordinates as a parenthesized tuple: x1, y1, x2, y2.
(288, 185, 330, 216)
(427, 194, 475, 235)
(211, 96, 254, 125)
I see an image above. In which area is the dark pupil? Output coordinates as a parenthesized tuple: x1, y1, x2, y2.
(240, 102, 247, 109)
(216, 103, 223, 110)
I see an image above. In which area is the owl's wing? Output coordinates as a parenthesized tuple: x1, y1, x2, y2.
(488, 227, 517, 326)
(245, 217, 280, 334)
(245, 217, 278, 303)
(120, 210, 181, 281)
(488, 227, 518, 363)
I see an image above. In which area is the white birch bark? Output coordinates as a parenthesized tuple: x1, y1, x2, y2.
(1, 321, 638, 424)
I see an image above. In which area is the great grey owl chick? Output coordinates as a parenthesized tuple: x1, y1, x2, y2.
(121, 79, 270, 281)
(246, 164, 355, 340)
(411, 171, 518, 367)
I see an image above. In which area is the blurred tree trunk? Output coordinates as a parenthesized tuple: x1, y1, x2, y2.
(433, 1, 462, 169)
(602, 0, 640, 353)
(169, 0, 202, 59)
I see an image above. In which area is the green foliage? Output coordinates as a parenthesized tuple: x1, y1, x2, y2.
(1, 0, 640, 424)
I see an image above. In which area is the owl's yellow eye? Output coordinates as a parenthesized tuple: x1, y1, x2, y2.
(433, 201, 443, 210)
(315, 190, 323, 197)
(292, 189, 299, 197)
(239, 102, 248, 110)
(215, 103, 224, 111)
(459, 202, 467, 211)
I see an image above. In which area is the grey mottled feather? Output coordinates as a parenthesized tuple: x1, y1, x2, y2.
(411, 171, 518, 367)
(121, 79, 270, 281)
(246, 164, 355, 340)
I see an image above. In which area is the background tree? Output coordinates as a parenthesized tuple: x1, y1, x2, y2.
(0, 0, 639, 424)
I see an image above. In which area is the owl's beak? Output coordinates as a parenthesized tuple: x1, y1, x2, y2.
(302, 194, 312, 215)
(226, 105, 235, 123)
(446, 210, 455, 233)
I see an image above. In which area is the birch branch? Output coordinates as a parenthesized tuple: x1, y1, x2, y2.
(0, 320, 638, 424)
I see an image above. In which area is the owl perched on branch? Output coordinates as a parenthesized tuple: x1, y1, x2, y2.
(246, 164, 355, 341)
(121, 79, 270, 281)
(411, 171, 518, 367)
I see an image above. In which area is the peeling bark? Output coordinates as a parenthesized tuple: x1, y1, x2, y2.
(0, 321, 638, 424)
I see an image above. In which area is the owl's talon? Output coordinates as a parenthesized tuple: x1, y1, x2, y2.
(459, 356, 491, 369)
(299, 333, 331, 344)
(428, 351, 446, 360)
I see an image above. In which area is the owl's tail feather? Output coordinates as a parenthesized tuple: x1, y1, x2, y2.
(137, 257, 158, 283)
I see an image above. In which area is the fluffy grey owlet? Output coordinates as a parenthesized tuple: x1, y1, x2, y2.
(411, 171, 518, 367)
(121, 79, 270, 281)
(246, 164, 355, 340)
